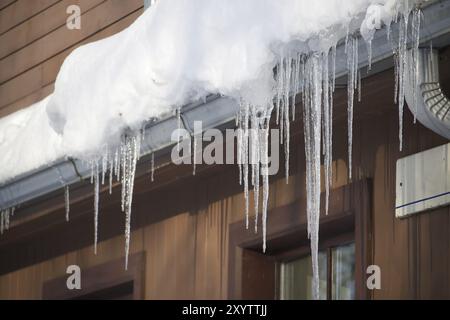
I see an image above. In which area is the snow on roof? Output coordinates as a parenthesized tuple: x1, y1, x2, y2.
(0, 95, 63, 183)
(0, 0, 425, 294)
(0, 0, 413, 184)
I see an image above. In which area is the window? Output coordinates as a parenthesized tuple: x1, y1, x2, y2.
(279, 242, 355, 300)
(228, 181, 372, 300)
(331, 243, 356, 299)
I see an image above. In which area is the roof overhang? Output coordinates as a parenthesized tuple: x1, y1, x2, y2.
(1, 0, 450, 215)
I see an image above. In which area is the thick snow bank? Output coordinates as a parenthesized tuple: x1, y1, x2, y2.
(48, 0, 409, 157)
(0, 95, 64, 182)
(1, 0, 412, 183)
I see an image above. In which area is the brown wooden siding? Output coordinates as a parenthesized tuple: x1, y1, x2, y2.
(0, 84, 448, 299)
(0, 2, 450, 300)
(0, 0, 143, 118)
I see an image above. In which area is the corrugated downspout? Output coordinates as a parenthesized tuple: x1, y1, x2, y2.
(406, 48, 450, 139)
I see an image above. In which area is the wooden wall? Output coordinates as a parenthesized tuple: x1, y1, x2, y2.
(0, 95, 448, 299)
(0, 166, 305, 299)
(0, 1, 449, 300)
(0, 0, 144, 118)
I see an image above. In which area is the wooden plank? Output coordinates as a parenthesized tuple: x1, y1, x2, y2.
(0, 0, 143, 85)
(241, 250, 275, 299)
(0, 83, 53, 118)
(0, 0, 105, 59)
(0, 0, 60, 35)
(0, 0, 16, 11)
(0, 8, 141, 113)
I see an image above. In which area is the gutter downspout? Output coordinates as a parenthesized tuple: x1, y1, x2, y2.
(405, 48, 450, 139)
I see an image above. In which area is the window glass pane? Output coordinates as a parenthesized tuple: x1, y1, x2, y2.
(279, 251, 327, 300)
(332, 242, 355, 300)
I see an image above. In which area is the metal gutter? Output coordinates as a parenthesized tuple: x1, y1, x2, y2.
(0, 96, 240, 210)
(1, 0, 450, 212)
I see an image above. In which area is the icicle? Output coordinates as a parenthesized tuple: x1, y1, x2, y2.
(302, 54, 323, 300)
(0, 208, 13, 233)
(346, 36, 358, 180)
(90, 161, 94, 184)
(109, 159, 113, 195)
(4, 208, 9, 231)
(292, 54, 300, 121)
(251, 112, 261, 233)
(411, 8, 422, 124)
(122, 135, 138, 270)
(176, 107, 182, 152)
(242, 102, 250, 230)
(275, 57, 283, 125)
(151, 152, 155, 182)
(142, 125, 146, 142)
(114, 148, 120, 182)
(329, 77, 334, 190)
(192, 133, 197, 176)
(394, 51, 399, 104)
(93, 161, 100, 255)
(121, 144, 126, 212)
(0, 208, 10, 233)
(322, 51, 331, 216)
(101, 148, 107, 185)
(237, 112, 243, 187)
(367, 38, 373, 71)
(237, 95, 274, 245)
(397, 13, 408, 152)
(284, 56, 292, 183)
(358, 70, 362, 103)
(331, 44, 337, 92)
(260, 124, 270, 252)
(0, 210, 4, 235)
(136, 132, 142, 161)
(65, 185, 70, 222)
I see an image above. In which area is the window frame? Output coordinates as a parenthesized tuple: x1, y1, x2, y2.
(275, 236, 355, 300)
(228, 179, 372, 300)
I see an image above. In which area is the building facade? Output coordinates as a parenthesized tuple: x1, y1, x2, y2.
(0, 0, 449, 299)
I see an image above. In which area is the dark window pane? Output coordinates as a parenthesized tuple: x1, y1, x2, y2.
(331, 242, 355, 300)
(279, 251, 327, 300)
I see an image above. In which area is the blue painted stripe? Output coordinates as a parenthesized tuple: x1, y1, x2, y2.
(396, 191, 450, 209)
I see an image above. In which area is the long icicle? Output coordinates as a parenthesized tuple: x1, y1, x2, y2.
(302, 54, 323, 300)
(346, 36, 358, 180)
(93, 160, 100, 255)
(65, 185, 70, 222)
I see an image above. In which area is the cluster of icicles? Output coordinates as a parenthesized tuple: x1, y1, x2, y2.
(64, 132, 155, 269)
(0, 4, 424, 299)
(237, 7, 422, 299)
